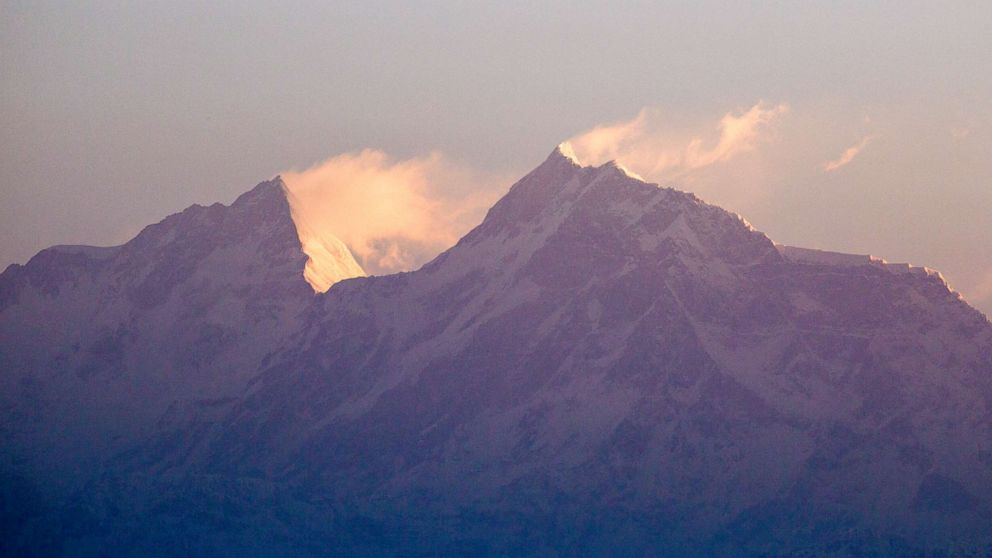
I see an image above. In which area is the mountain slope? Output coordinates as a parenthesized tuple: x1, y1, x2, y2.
(0, 180, 321, 483)
(2, 148, 991, 556)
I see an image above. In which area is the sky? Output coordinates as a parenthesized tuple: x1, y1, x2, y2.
(1, 1, 990, 313)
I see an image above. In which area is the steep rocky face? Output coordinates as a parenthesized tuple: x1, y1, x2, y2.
(282, 184, 366, 293)
(2, 150, 992, 556)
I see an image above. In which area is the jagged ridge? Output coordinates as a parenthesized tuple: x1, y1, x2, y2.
(2, 147, 991, 556)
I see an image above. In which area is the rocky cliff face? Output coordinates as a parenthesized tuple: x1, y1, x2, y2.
(2, 148, 991, 556)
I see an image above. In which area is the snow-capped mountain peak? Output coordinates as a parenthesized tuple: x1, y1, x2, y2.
(2, 147, 991, 555)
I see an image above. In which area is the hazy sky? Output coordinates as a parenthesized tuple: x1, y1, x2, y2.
(2, 2, 990, 313)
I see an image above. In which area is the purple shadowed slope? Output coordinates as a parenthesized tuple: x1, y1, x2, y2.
(2, 147, 991, 556)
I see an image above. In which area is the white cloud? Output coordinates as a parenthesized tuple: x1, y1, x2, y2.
(282, 149, 507, 290)
(821, 135, 873, 172)
(565, 102, 789, 181)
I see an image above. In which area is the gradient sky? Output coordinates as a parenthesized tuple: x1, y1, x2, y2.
(2, 1, 990, 313)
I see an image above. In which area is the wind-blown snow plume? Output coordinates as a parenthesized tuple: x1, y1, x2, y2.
(281, 185, 366, 292)
(565, 103, 788, 181)
(282, 150, 506, 290)
(821, 135, 873, 172)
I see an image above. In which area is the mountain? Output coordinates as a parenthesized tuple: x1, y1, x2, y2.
(0, 181, 321, 486)
(2, 147, 991, 556)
